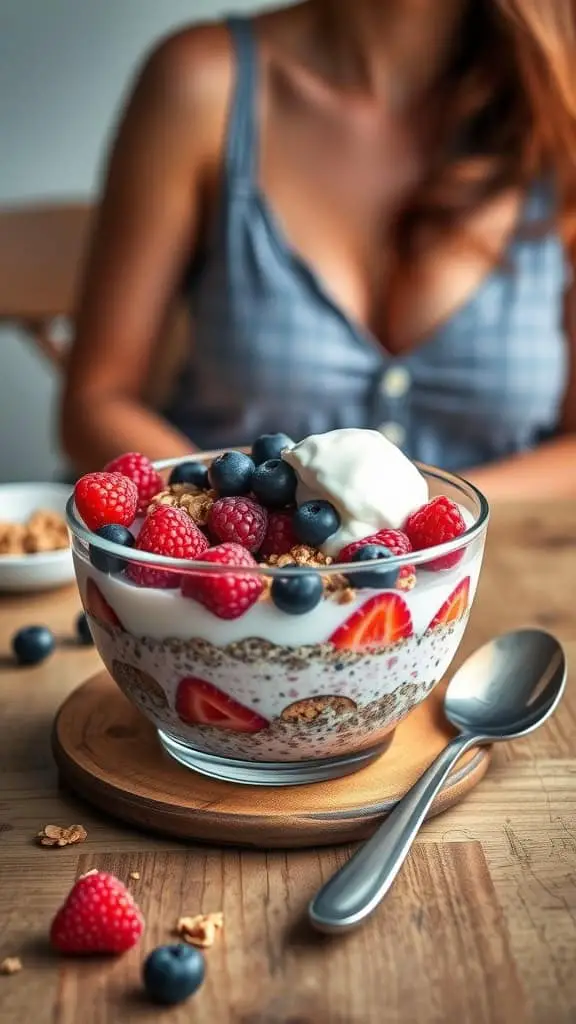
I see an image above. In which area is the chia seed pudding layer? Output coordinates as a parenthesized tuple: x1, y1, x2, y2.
(88, 615, 469, 761)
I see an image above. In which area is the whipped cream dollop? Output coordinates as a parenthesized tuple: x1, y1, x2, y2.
(282, 428, 429, 557)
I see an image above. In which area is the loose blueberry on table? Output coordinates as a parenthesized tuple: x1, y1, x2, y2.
(12, 625, 55, 665)
(143, 944, 205, 1006)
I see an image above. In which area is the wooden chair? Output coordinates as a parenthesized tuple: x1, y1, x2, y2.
(0, 201, 187, 407)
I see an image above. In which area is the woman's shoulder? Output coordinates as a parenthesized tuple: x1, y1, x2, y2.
(134, 23, 235, 119)
(137, 6, 297, 103)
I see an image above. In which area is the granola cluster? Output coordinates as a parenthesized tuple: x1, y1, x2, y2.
(0, 510, 69, 556)
(175, 912, 224, 949)
(36, 824, 88, 848)
(149, 485, 216, 527)
(0, 957, 22, 976)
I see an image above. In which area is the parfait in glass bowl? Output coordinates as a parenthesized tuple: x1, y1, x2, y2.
(67, 428, 489, 786)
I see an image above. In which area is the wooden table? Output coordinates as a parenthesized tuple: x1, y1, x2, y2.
(0, 502, 575, 1023)
(0, 203, 93, 364)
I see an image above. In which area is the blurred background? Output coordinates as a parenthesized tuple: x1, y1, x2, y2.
(0, 0, 273, 483)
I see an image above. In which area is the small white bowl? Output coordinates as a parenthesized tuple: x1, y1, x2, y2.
(0, 482, 75, 592)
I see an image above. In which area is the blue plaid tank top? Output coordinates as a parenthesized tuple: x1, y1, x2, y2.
(166, 17, 569, 471)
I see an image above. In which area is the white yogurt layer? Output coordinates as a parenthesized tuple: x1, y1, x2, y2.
(283, 428, 429, 556)
(74, 538, 483, 646)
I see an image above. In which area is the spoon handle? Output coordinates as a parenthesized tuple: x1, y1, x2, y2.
(308, 732, 476, 933)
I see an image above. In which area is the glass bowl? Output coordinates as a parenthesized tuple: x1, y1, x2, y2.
(67, 454, 489, 786)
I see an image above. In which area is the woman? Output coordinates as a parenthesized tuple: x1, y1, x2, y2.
(61, 0, 576, 499)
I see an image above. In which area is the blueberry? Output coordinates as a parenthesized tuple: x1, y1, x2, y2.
(251, 459, 297, 509)
(143, 944, 205, 1006)
(76, 611, 94, 646)
(271, 571, 323, 615)
(346, 544, 399, 589)
(251, 432, 294, 466)
(89, 524, 135, 575)
(12, 625, 55, 666)
(208, 451, 255, 497)
(293, 501, 340, 547)
(168, 461, 209, 489)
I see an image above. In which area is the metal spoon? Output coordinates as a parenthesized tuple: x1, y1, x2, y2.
(309, 628, 566, 934)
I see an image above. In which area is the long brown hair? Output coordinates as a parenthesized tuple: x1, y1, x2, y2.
(395, 0, 576, 265)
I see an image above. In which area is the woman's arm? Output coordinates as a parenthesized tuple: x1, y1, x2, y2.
(61, 27, 229, 472)
(465, 434, 576, 501)
(465, 281, 576, 501)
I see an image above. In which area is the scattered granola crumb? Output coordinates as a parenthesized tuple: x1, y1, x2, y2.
(0, 957, 22, 976)
(129, 871, 141, 881)
(36, 824, 88, 848)
(175, 912, 224, 949)
(79, 868, 99, 880)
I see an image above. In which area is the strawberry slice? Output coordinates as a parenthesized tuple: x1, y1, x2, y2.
(175, 677, 269, 733)
(427, 577, 470, 631)
(329, 593, 413, 651)
(84, 577, 124, 631)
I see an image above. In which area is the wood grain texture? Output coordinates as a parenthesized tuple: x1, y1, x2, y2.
(1, 501, 575, 1022)
(0, 847, 526, 1024)
(52, 671, 491, 848)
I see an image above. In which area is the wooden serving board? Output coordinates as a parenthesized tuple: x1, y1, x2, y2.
(53, 671, 492, 848)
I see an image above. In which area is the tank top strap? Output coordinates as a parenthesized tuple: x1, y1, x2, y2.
(225, 17, 259, 189)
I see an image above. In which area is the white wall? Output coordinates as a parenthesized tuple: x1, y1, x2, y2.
(0, 0, 271, 482)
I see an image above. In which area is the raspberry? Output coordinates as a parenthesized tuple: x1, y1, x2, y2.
(337, 529, 412, 562)
(105, 452, 163, 511)
(208, 496, 268, 552)
(74, 472, 138, 532)
(181, 543, 264, 619)
(259, 511, 298, 558)
(50, 871, 144, 955)
(128, 506, 209, 588)
(338, 529, 416, 591)
(404, 495, 466, 570)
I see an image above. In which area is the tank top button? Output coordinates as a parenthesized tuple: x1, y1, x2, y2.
(380, 366, 411, 399)
(379, 422, 406, 447)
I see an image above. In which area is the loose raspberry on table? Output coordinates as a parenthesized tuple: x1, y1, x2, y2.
(208, 496, 268, 552)
(105, 452, 163, 511)
(181, 543, 264, 619)
(128, 506, 209, 588)
(404, 495, 466, 570)
(50, 870, 145, 955)
(259, 511, 298, 559)
(74, 472, 138, 532)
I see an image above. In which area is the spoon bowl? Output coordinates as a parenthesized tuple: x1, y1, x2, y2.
(309, 628, 566, 934)
(445, 628, 566, 739)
